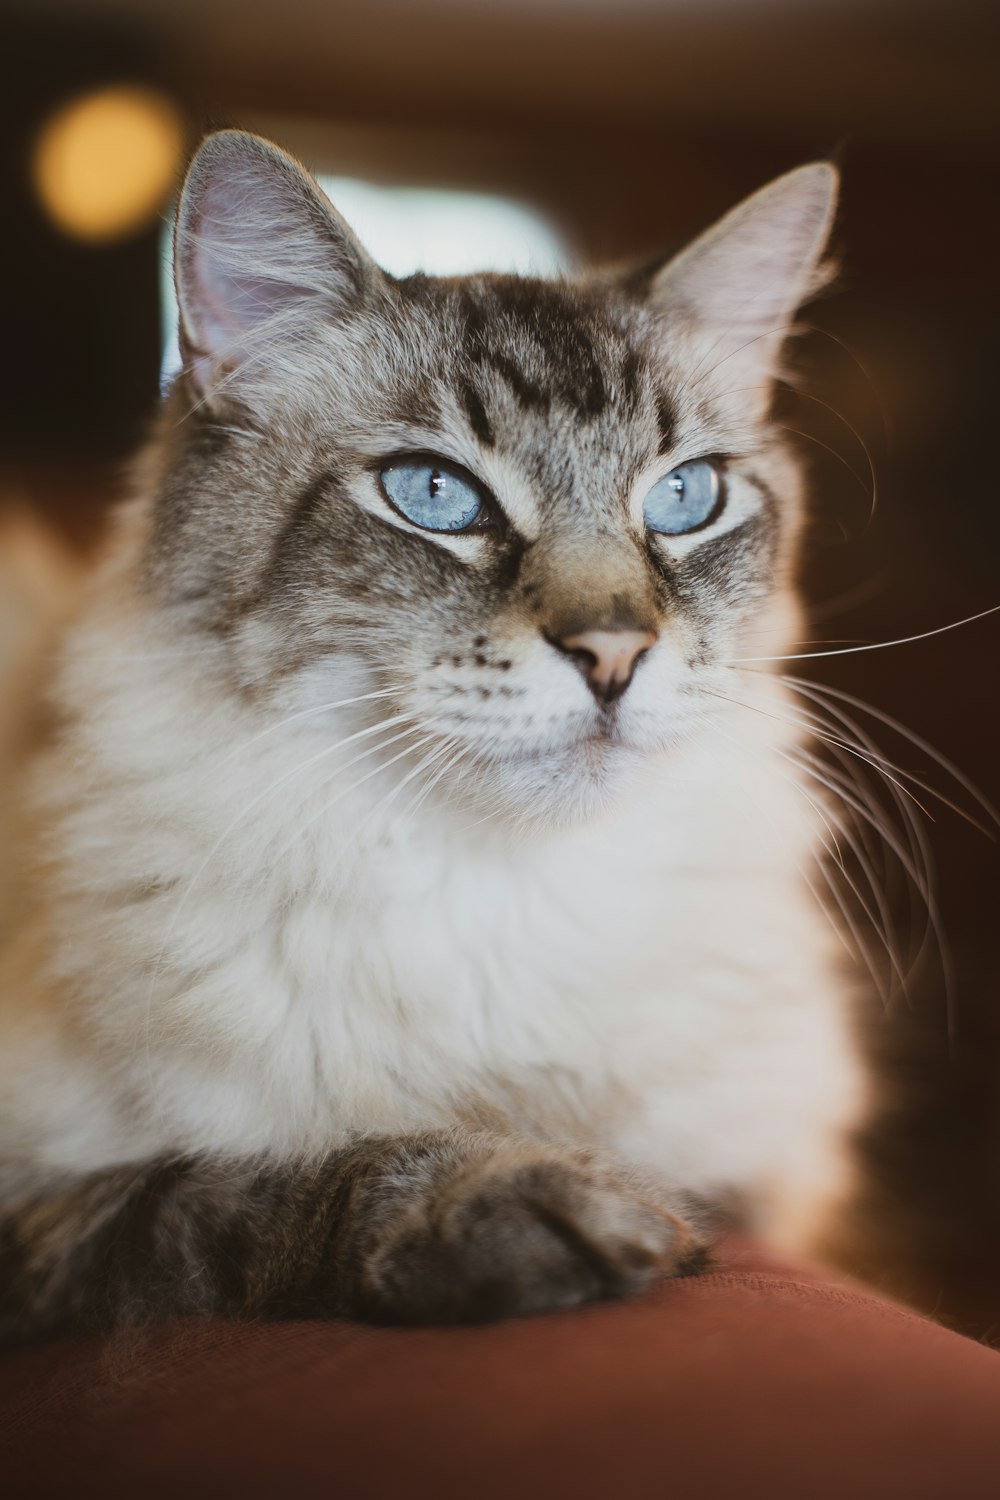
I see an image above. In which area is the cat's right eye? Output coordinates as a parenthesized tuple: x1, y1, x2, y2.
(643, 461, 722, 536)
(379, 458, 491, 534)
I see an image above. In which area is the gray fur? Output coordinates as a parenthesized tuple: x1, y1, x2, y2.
(0, 1135, 706, 1343)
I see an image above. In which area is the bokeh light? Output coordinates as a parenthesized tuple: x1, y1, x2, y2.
(33, 84, 185, 244)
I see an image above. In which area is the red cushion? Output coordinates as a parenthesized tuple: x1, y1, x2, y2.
(2, 1239, 999, 1498)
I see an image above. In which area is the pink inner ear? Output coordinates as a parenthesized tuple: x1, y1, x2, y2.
(174, 133, 373, 398)
(644, 167, 836, 427)
(654, 165, 837, 338)
(180, 188, 317, 390)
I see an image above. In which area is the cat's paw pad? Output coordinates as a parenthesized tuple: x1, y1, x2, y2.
(358, 1145, 708, 1324)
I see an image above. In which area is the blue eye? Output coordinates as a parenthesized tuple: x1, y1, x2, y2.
(643, 461, 722, 536)
(380, 459, 487, 533)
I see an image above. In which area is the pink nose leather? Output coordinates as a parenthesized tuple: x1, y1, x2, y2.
(557, 627, 657, 705)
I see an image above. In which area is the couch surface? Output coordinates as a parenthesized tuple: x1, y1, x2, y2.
(2, 1239, 999, 1499)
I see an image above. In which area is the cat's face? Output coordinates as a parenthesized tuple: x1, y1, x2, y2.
(151, 132, 835, 823)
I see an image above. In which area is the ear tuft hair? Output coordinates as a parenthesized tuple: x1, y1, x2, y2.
(174, 130, 378, 404)
(647, 163, 839, 421)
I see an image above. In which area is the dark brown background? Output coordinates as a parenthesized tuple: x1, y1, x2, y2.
(2, 0, 998, 1337)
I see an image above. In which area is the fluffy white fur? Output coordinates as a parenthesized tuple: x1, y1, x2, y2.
(0, 145, 864, 1261)
(0, 511, 863, 1248)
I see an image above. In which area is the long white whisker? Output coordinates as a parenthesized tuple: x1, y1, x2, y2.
(781, 674, 999, 835)
(710, 720, 898, 1007)
(217, 687, 402, 768)
(711, 684, 931, 818)
(775, 424, 871, 510)
(770, 679, 960, 1025)
(790, 742, 949, 1016)
(785, 387, 880, 527)
(765, 679, 961, 990)
(725, 604, 1000, 664)
(273, 730, 440, 871)
(688, 322, 793, 390)
(710, 685, 952, 1018)
(395, 736, 464, 832)
(784, 746, 915, 1003)
(348, 735, 457, 850)
(780, 682, 986, 836)
(809, 842, 897, 1011)
(798, 321, 892, 444)
(711, 684, 935, 904)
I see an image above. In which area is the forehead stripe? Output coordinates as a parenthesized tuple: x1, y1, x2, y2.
(656, 393, 675, 455)
(460, 381, 495, 447)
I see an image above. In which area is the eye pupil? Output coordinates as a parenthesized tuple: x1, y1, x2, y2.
(669, 475, 685, 499)
(430, 469, 445, 496)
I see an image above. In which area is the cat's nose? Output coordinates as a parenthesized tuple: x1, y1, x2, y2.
(551, 627, 657, 706)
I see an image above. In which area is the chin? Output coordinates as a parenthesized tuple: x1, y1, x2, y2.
(448, 736, 650, 831)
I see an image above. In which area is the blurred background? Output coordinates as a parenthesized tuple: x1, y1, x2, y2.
(1, 0, 998, 1337)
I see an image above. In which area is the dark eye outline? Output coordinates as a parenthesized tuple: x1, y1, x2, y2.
(375, 452, 503, 535)
(642, 457, 727, 537)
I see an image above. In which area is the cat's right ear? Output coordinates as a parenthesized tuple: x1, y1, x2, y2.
(635, 164, 838, 426)
(174, 130, 380, 406)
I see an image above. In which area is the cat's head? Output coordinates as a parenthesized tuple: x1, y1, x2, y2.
(150, 130, 836, 824)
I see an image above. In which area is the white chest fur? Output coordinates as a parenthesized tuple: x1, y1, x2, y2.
(0, 631, 862, 1237)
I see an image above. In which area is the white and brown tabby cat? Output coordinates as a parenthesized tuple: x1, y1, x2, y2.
(0, 131, 865, 1339)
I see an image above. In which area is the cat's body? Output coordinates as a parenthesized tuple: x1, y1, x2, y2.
(0, 134, 864, 1338)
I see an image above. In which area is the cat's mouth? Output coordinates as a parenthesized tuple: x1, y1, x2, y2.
(477, 722, 626, 771)
(524, 717, 637, 767)
(583, 709, 623, 740)
(579, 701, 634, 744)
(579, 726, 622, 754)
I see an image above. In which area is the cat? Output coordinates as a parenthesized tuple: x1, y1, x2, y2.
(0, 130, 865, 1339)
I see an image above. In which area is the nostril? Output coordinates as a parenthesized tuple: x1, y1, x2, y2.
(547, 627, 657, 705)
(563, 644, 599, 676)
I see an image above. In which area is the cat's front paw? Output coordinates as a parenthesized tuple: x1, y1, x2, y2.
(355, 1141, 708, 1325)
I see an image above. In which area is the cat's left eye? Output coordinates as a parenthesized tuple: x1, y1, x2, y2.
(380, 459, 489, 533)
(643, 460, 722, 536)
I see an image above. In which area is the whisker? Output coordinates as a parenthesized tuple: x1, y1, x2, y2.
(755, 679, 982, 1007)
(772, 677, 967, 1028)
(273, 729, 440, 872)
(791, 742, 951, 1020)
(217, 687, 403, 768)
(708, 684, 952, 1018)
(727, 671, 989, 848)
(725, 603, 1000, 664)
(688, 323, 794, 390)
(710, 719, 901, 1008)
(710, 685, 931, 819)
(712, 680, 937, 910)
(781, 674, 999, 835)
(784, 745, 918, 1003)
(798, 321, 892, 444)
(809, 842, 899, 1011)
(349, 734, 458, 848)
(201, 422, 265, 442)
(789, 388, 880, 528)
(395, 736, 465, 832)
(775, 424, 871, 512)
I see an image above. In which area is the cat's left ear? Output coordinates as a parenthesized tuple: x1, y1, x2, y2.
(174, 130, 382, 406)
(647, 163, 838, 423)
